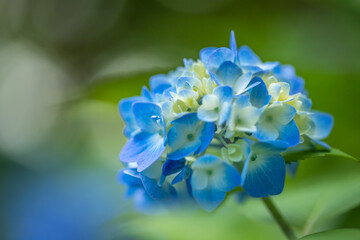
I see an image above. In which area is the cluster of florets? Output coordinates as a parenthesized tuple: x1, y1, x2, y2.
(118, 31, 333, 212)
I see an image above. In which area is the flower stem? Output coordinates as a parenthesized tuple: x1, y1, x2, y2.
(262, 197, 297, 240)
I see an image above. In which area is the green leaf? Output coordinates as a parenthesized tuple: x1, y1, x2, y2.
(282, 136, 358, 163)
(299, 229, 360, 240)
(282, 147, 358, 164)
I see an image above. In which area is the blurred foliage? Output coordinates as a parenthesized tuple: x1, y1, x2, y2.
(1, 0, 360, 239)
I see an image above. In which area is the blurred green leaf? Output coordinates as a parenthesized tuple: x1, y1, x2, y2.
(299, 229, 360, 240)
(282, 147, 358, 164)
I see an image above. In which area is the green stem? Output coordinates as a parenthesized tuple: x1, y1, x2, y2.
(262, 197, 297, 240)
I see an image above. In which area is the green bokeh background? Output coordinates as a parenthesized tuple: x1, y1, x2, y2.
(1, 0, 360, 239)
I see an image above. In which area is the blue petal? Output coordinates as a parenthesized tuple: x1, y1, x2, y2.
(277, 120, 300, 147)
(167, 140, 202, 160)
(172, 166, 192, 185)
(234, 94, 251, 108)
(120, 132, 166, 172)
(141, 86, 153, 101)
(211, 163, 241, 192)
(117, 169, 142, 186)
(140, 174, 177, 200)
(132, 102, 162, 133)
(119, 97, 142, 138)
(249, 77, 271, 107)
(162, 159, 186, 176)
(238, 46, 262, 66)
(199, 47, 217, 64)
(192, 155, 222, 169)
(150, 74, 172, 94)
(194, 122, 215, 155)
(191, 169, 209, 190)
(214, 86, 233, 125)
(209, 72, 222, 85)
(216, 61, 242, 86)
(171, 112, 198, 127)
(214, 86, 233, 103)
(251, 142, 287, 155)
(241, 154, 286, 198)
(172, 168, 185, 184)
(167, 114, 199, 150)
(308, 111, 334, 140)
(255, 123, 279, 141)
(229, 30, 237, 58)
(207, 47, 234, 72)
(192, 187, 226, 212)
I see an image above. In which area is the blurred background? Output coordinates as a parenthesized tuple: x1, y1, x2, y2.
(1, 0, 360, 239)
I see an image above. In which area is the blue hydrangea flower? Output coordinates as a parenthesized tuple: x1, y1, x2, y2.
(197, 86, 233, 125)
(120, 102, 166, 172)
(117, 31, 334, 212)
(167, 113, 215, 160)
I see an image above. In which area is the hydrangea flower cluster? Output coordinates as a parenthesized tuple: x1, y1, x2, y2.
(118, 31, 333, 212)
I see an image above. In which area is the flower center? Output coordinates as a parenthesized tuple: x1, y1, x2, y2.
(266, 115, 273, 123)
(214, 106, 220, 113)
(251, 154, 257, 162)
(206, 169, 213, 176)
(187, 133, 195, 141)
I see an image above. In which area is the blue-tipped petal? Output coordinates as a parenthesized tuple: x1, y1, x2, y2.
(234, 94, 251, 108)
(249, 77, 271, 107)
(270, 104, 296, 125)
(118, 169, 142, 186)
(308, 111, 334, 140)
(214, 86, 233, 125)
(209, 72, 222, 85)
(211, 163, 241, 192)
(162, 159, 186, 176)
(171, 112, 198, 126)
(216, 61, 243, 86)
(214, 85, 233, 103)
(132, 102, 162, 132)
(150, 74, 172, 94)
(119, 97, 142, 138)
(277, 120, 300, 147)
(141, 86, 153, 101)
(207, 47, 234, 72)
(255, 123, 279, 141)
(238, 46, 262, 66)
(233, 72, 253, 94)
(229, 30, 237, 57)
(241, 154, 286, 198)
(192, 187, 226, 212)
(140, 174, 177, 200)
(168, 140, 202, 160)
(194, 122, 215, 155)
(199, 47, 217, 64)
(251, 142, 287, 155)
(120, 132, 166, 172)
(192, 155, 222, 169)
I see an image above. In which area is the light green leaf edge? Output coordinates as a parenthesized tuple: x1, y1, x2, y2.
(299, 228, 360, 240)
